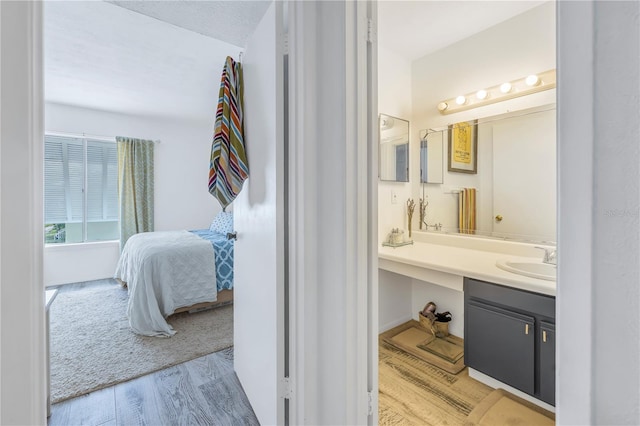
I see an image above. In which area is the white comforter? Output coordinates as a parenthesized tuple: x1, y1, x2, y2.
(115, 230, 217, 337)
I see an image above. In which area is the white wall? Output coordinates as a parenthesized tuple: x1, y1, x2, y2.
(378, 45, 413, 242)
(378, 2, 556, 334)
(378, 270, 412, 332)
(558, 1, 640, 424)
(3, 1, 638, 424)
(0, 1, 47, 423)
(411, 1, 555, 235)
(385, 2, 556, 329)
(377, 45, 414, 331)
(44, 102, 221, 286)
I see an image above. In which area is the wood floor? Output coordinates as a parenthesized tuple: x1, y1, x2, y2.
(50, 281, 488, 425)
(379, 338, 494, 425)
(48, 280, 255, 425)
(48, 347, 259, 426)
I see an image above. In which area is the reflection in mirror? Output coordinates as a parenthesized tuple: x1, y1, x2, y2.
(418, 105, 556, 244)
(420, 130, 444, 184)
(379, 114, 409, 182)
(488, 108, 556, 242)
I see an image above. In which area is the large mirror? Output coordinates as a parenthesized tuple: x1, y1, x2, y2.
(420, 129, 444, 184)
(379, 114, 409, 182)
(419, 105, 556, 243)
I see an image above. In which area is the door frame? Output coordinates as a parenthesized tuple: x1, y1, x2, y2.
(285, 1, 377, 423)
(10, 1, 639, 424)
(0, 1, 46, 423)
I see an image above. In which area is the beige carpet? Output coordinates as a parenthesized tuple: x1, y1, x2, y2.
(49, 280, 233, 403)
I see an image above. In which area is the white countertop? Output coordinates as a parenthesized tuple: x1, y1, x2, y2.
(379, 239, 556, 296)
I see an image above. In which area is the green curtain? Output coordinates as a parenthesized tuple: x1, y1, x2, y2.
(116, 136, 154, 250)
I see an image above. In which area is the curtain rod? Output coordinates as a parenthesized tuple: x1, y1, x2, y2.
(45, 131, 161, 144)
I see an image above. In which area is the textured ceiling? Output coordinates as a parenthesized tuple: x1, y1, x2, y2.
(106, 0, 271, 48)
(44, 1, 262, 122)
(378, 1, 547, 60)
(45, 0, 548, 121)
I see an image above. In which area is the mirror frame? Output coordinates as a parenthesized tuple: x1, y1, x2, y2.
(417, 105, 556, 244)
(420, 129, 444, 184)
(379, 113, 409, 182)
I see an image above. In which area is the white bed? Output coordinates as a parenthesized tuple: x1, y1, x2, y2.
(115, 230, 221, 337)
(116, 212, 235, 337)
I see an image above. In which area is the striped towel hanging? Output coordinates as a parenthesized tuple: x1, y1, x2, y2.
(208, 56, 249, 210)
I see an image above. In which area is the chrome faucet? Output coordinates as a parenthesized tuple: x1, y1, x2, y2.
(535, 246, 557, 265)
(424, 222, 443, 231)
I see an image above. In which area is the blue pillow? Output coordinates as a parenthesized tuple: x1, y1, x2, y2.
(209, 211, 233, 234)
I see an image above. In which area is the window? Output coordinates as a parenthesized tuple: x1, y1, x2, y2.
(44, 134, 119, 244)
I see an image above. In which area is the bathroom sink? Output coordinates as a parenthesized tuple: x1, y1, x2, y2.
(496, 260, 556, 281)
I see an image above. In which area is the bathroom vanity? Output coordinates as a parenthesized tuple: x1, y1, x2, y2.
(464, 277, 555, 406)
(378, 232, 556, 409)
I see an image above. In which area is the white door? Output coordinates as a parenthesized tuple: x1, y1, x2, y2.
(232, 2, 285, 425)
(492, 109, 556, 241)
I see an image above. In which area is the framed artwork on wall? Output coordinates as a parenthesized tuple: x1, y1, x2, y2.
(448, 120, 478, 174)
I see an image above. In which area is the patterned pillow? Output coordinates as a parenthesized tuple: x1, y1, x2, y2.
(209, 211, 234, 234)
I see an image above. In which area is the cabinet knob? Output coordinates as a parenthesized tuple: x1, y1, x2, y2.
(525, 323, 530, 335)
(495, 214, 503, 222)
(542, 330, 547, 343)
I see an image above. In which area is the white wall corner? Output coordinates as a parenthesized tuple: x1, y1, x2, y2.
(558, 1, 640, 425)
(590, 1, 640, 424)
(557, 2, 595, 423)
(0, 1, 46, 423)
(288, 1, 375, 424)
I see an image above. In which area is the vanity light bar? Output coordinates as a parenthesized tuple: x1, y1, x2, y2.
(436, 69, 556, 115)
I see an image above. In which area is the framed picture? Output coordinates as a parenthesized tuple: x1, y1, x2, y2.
(448, 120, 478, 174)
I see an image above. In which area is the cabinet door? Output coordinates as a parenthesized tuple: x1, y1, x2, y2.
(539, 321, 556, 405)
(465, 301, 535, 394)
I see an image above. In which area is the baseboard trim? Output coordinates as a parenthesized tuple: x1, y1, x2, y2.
(379, 316, 413, 334)
(468, 368, 555, 413)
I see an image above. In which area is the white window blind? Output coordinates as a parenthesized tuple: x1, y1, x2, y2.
(44, 135, 84, 223)
(86, 140, 118, 222)
(44, 134, 119, 243)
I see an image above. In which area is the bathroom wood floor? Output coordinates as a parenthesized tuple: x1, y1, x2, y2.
(48, 347, 259, 426)
(379, 338, 493, 425)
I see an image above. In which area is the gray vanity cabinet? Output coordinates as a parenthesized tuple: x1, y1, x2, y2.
(465, 300, 535, 394)
(464, 278, 556, 406)
(539, 321, 556, 404)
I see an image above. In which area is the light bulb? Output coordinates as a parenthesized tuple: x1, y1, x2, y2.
(455, 95, 466, 105)
(525, 74, 540, 86)
(476, 89, 488, 100)
(500, 82, 512, 93)
(437, 102, 448, 111)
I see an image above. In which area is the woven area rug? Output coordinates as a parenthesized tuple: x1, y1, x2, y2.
(465, 388, 555, 425)
(50, 280, 233, 403)
(379, 337, 492, 425)
(381, 320, 466, 374)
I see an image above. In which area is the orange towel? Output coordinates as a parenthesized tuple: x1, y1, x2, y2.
(459, 188, 476, 234)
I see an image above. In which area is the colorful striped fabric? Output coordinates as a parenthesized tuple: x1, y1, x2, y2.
(208, 56, 249, 209)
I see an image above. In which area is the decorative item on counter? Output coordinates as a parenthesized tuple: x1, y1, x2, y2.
(419, 197, 427, 230)
(418, 301, 452, 338)
(382, 228, 413, 248)
(406, 198, 415, 237)
(388, 228, 404, 245)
